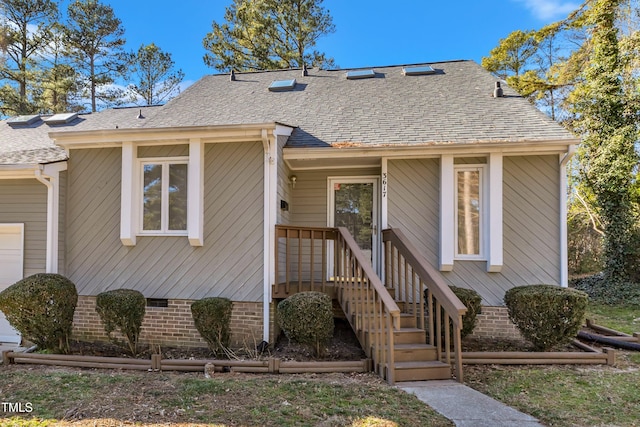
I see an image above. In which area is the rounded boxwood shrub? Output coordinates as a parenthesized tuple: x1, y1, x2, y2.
(450, 286, 482, 338)
(95, 289, 146, 355)
(191, 297, 233, 356)
(424, 285, 482, 340)
(0, 273, 77, 353)
(504, 284, 588, 351)
(277, 291, 334, 357)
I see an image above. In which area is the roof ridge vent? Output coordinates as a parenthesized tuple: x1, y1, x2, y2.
(493, 81, 504, 98)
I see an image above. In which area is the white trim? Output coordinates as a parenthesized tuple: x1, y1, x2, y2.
(439, 155, 454, 271)
(188, 139, 204, 246)
(381, 158, 388, 229)
(35, 163, 66, 274)
(487, 153, 503, 272)
(138, 158, 189, 235)
(454, 165, 486, 261)
(262, 129, 278, 343)
(327, 176, 380, 273)
(559, 146, 576, 287)
(121, 142, 137, 246)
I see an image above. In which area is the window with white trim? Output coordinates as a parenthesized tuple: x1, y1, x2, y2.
(140, 159, 188, 235)
(455, 165, 484, 259)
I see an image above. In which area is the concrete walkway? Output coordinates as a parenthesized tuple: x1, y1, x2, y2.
(398, 380, 545, 427)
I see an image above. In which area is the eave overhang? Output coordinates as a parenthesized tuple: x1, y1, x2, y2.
(49, 122, 295, 148)
(283, 138, 580, 170)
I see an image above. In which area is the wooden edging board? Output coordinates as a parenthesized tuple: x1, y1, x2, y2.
(2, 351, 371, 374)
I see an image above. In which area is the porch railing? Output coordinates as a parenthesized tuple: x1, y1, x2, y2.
(383, 227, 467, 382)
(275, 225, 401, 383)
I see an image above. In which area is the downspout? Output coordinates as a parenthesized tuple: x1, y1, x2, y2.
(559, 145, 577, 287)
(262, 129, 277, 343)
(34, 167, 58, 273)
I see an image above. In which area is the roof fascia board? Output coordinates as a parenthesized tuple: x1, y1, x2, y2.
(283, 140, 579, 161)
(50, 123, 293, 148)
(0, 164, 39, 179)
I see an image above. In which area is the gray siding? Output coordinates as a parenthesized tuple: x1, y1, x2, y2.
(66, 142, 264, 302)
(387, 156, 561, 306)
(290, 168, 380, 227)
(0, 178, 47, 276)
(277, 135, 291, 225)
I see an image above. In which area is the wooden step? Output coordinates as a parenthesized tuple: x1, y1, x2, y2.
(354, 313, 417, 329)
(394, 343, 438, 362)
(393, 360, 451, 382)
(393, 328, 425, 344)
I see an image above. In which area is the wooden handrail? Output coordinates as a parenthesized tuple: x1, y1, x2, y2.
(382, 227, 467, 382)
(336, 227, 401, 320)
(382, 228, 467, 323)
(275, 224, 401, 384)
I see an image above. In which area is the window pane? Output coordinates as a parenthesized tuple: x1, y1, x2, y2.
(334, 183, 373, 262)
(457, 170, 480, 255)
(143, 164, 162, 230)
(168, 163, 188, 230)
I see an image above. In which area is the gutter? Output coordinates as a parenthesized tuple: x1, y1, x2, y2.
(33, 163, 67, 274)
(559, 145, 577, 287)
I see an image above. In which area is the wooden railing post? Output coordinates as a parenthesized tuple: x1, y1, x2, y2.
(382, 227, 467, 382)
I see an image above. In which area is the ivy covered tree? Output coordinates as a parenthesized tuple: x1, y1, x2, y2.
(127, 43, 184, 106)
(572, 0, 640, 282)
(484, 0, 640, 284)
(0, 0, 58, 115)
(202, 0, 335, 72)
(64, 0, 128, 112)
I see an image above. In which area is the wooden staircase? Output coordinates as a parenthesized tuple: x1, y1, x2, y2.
(350, 299, 451, 382)
(274, 225, 467, 385)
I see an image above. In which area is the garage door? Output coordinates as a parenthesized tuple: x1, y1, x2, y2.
(0, 224, 23, 344)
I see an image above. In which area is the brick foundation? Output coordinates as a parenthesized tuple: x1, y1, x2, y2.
(73, 296, 266, 349)
(470, 306, 522, 340)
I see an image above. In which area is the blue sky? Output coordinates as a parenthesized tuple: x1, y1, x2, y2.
(65, 0, 581, 87)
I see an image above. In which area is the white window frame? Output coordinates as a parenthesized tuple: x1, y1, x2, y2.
(138, 157, 189, 236)
(454, 164, 486, 261)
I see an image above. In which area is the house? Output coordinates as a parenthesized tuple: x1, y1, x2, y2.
(0, 60, 578, 381)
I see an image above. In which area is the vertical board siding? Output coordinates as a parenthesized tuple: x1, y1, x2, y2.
(66, 143, 264, 302)
(387, 156, 560, 306)
(0, 179, 47, 277)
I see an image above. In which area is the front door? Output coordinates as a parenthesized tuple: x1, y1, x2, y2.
(328, 177, 379, 273)
(0, 224, 23, 344)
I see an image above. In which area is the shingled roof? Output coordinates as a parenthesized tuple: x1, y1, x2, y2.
(0, 60, 576, 165)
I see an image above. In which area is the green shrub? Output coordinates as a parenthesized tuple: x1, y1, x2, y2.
(424, 286, 482, 340)
(504, 284, 588, 350)
(277, 291, 334, 357)
(191, 297, 233, 356)
(450, 286, 482, 338)
(95, 289, 146, 355)
(0, 273, 77, 353)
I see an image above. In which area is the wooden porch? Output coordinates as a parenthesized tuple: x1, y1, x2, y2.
(274, 225, 467, 384)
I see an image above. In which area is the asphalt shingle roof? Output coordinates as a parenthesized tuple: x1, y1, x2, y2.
(0, 60, 576, 165)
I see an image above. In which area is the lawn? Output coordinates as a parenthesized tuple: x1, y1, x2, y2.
(0, 367, 453, 427)
(465, 302, 640, 427)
